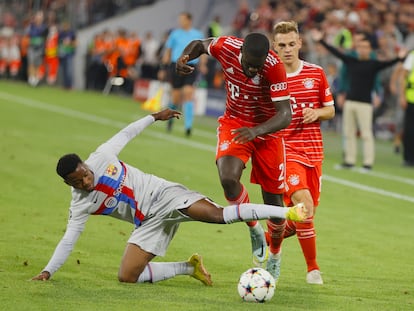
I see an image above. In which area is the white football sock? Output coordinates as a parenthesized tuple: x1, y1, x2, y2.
(137, 261, 192, 283)
(223, 203, 289, 224)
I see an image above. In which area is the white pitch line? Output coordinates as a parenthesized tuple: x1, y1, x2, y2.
(323, 175, 414, 203)
(334, 165, 414, 186)
(2, 90, 413, 203)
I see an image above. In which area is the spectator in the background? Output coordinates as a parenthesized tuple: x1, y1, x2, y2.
(207, 15, 222, 38)
(398, 49, 414, 167)
(205, 16, 222, 89)
(110, 28, 141, 94)
(18, 26, 30, 82)
(40, 23, 59, 85)
(248, 0, 273, 34)
(85, 29, 112, 91)
(58, 20, 76, 89)
(231, 0, 250, 37)
(312, 29, 407, 171)
(326, 10, 353, 50)
(0, 29, 21, 79)
(26, 10, 48, 86)
(124, 31, 141, 88)
(140, 31, 160, 80)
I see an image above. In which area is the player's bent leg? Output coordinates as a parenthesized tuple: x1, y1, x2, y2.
(182, 199, 225, 223)
(118, 243, 154, 283)
(118, 244, 153, 283)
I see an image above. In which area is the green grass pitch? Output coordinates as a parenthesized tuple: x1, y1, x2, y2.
(0, 81, 413, 310)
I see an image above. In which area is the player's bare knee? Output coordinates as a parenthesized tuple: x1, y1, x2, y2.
(118, 271, 138, 283)
(220, 177, 239, 195)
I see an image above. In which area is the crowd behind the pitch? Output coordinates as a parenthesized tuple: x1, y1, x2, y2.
(1, 0, 414, 126)
(0, 0, 156, 89)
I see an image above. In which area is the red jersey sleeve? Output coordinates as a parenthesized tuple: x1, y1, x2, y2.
(318, 67, 334, 106)
(264, 51, 290, 102)
(208, 36, 226, 59)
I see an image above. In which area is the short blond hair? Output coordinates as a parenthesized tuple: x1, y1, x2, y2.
(273, 21, 299, 35)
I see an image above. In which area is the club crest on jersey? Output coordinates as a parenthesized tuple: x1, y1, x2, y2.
(251, 75, 260, 85)
(303, 78, 314, 89)
(105, 164, 118, 176)
(288, 174, 300, 186)
(219, 140, 230, 151)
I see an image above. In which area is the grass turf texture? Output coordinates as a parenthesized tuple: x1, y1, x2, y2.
(0, 81, 413, 310)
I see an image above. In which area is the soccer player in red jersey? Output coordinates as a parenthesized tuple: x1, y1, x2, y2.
(176, 33, 292, 267)
(270, 21, 335, 284)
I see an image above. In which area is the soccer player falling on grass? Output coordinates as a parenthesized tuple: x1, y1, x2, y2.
(32, 108, 307, 285)
(270, 21, 335, 284)
(176, 33, 292, 268)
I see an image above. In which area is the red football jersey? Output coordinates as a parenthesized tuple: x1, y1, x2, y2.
(208, 36, 290, 129)
(281, 61, 334, 165)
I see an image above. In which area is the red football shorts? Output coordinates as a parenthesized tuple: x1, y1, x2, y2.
(284, 161, 322, 207)
(215, 116, 286, 194)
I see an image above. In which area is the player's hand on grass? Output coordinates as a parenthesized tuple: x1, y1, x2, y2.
(152, 109, 181, 121)
(32, 271, 50, 281)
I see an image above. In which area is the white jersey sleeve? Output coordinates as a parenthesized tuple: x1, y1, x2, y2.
(96, 115, 155, 156)
(42, 224, 84, 276)
(43, 192, 91, 276)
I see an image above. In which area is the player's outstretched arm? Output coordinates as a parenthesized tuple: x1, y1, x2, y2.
(96, 109, 181, 156)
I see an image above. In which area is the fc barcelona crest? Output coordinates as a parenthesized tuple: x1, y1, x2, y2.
(106, 164, 118, 176)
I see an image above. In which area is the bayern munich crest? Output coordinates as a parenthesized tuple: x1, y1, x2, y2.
(303, 78, 314, 89)
(219, 140, 230, 151)
(288, 174, 300, 186)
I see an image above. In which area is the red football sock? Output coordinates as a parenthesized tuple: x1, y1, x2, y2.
(296, 217, 319, 272)
(225, 184, 256, 227)
(266, 219, 286, 254)
(284, 219, 297, 238)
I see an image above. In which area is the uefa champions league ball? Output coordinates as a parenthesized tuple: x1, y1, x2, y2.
(237, 267, 276, 303)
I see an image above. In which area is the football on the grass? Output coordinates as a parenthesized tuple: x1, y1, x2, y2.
(237, 267, 276, 303)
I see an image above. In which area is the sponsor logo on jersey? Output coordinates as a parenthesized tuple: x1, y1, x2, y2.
(270, 82, 288, 92)
(325, 88, 331, 96)
(104, 196, 118, 208)
(288, 174, 300, 186)
(303, 78, 314, 89)
(105, 164, 118, 176)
